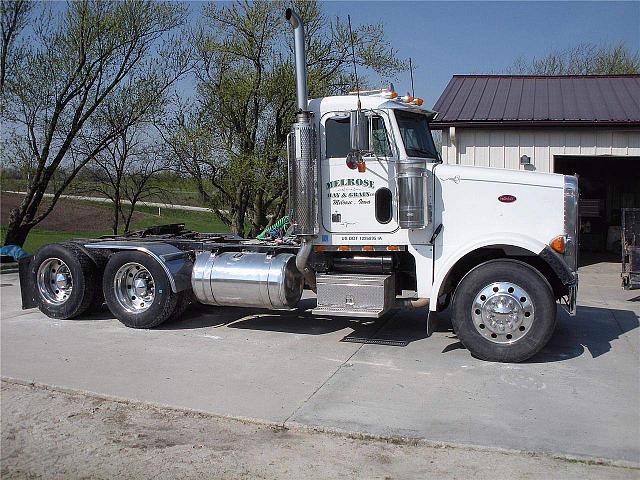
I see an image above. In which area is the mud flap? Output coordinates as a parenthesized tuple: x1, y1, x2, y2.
(426, 309, 438, 337)
(18, 255, 37, 309)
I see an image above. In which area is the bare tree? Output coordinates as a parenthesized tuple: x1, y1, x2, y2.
(118, 152, 167, 234)
(0, 0, 32, 93)
(154, 103, 231, 228)
(88, 122, 167, 235)
(1, 1, 189, 247)
(508, 42, 640, 75)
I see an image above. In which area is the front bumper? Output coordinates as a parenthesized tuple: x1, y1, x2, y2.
(539, 246, 578, 315)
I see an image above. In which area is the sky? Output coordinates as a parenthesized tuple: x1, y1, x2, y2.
(317, 1, 640, 107)
(27, 1, 640, 110)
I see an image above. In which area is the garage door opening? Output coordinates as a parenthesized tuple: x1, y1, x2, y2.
(554, 156, 640, 264)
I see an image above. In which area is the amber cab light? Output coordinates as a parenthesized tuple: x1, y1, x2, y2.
(549, 235, 566, 254)
(414, 98, 424, 106)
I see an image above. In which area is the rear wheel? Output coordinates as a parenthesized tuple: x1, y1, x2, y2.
(32, 243, 101, 319)
(103, 251, 179, 329)
(451, 259, 556, 363)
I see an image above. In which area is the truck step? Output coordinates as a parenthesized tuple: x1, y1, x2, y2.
(341, 337, 409, 347)
(312, 273, 395, 318)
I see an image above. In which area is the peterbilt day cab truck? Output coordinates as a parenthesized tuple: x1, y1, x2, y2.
(18, 9, 578, 363)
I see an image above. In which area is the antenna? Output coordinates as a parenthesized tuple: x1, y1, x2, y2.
(409, 57, 415, 98)
(347, 15, 361, 109)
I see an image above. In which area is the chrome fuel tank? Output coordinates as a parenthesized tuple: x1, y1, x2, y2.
(191, 251, 304, 309)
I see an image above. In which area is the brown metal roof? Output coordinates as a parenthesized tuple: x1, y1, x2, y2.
(431, 75, 640, 128)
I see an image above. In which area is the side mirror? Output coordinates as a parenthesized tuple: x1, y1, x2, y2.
(350, 110, 369, 152)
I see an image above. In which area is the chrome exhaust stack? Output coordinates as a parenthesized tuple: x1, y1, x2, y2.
(286, 8, 317, 289)
(285, 8, 309, 113)
(285, 7, 316, 237)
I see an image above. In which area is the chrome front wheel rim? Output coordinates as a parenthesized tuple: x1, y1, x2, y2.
(471, 282, 534, 344)
(37, 258, 73, 305)
(113, 262, 155, 313)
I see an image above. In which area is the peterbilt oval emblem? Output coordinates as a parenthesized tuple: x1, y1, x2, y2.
(498, 195, 517, 203)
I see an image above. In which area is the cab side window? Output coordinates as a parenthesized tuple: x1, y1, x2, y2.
(371, 116, 391, 157)
(325, 116, 351, 158)
(325, 113, 391, 158)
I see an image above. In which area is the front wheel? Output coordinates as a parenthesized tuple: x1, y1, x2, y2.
(103, 251, 179, 329)
(451, 259, 556, 363)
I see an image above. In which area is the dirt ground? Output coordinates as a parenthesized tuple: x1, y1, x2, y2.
(1, 192, 143, 232)
(1, 381, 636, 480)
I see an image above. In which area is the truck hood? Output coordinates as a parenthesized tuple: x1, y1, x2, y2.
(433, 164, 565, 189)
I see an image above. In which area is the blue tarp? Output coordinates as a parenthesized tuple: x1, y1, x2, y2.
(0, 245, 29, 260)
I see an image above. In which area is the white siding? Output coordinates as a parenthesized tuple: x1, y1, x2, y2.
(441, 130, 451, 163)
(504, 131, 520, 170)
(475, 131, 490, 167)
(489, 131, 504, 168)
(439, 127, 640, 172)
(458, 131, 475, 166)
(595, 130, 612, 155)
(534, 131, 550, 172)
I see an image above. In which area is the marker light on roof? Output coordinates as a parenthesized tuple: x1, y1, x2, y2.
(413, 98, 424, 106)
(402, 95, 414, 103)
(348, 87, 398, 99)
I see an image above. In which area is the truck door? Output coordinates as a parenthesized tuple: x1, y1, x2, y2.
(320, 111, 399, 234)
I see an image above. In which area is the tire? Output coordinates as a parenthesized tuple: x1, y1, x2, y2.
(31, 243, 102, 319)
(168, 289, 195, 322)
(103, 251, 178, 329)
(451, 259, 556, 363)
(64, 243, 106, 313)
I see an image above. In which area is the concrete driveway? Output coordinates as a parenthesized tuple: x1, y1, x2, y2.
(1, 262, 638, 465)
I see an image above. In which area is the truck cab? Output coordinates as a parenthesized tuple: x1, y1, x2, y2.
(284, 38, 579, 361)
(302, 88, 577, 306)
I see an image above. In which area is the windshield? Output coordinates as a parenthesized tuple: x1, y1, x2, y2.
(394, 110, 438, 159)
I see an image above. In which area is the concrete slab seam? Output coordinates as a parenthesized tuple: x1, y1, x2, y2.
(282, 312, 396, 425)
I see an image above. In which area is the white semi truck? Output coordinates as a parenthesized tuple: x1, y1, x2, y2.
(18, 9, 578, 362)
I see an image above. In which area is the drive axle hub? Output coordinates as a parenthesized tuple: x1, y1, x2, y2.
(113, 262, 156, 313)
(471, 282, 535, 344)
(37, 258, 73, 305)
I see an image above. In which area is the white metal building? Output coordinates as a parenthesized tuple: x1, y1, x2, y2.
(437, 127, 639, 172)
(431, 75, 640, 254)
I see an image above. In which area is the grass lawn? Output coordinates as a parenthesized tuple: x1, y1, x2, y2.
(1, 202, 230, 254)
(131, 205, 229, 233)
(0, 226, 110, 254)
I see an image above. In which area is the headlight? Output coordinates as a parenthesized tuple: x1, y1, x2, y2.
(564, 175, 579, 271)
